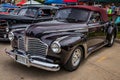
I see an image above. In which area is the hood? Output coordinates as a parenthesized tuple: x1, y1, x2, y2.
(26, 20, 88, 37)
(11, 24, 31, 29)
(0, 14, 54, 24)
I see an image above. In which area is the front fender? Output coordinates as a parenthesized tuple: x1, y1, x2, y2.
(60, 35, 83, 48)
(58, 34, 86, 65)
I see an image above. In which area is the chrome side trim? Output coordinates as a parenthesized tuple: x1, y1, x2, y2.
(10, 28, 25, 32)
(88, 42, 107, 54)
(43, 28, 88, 34)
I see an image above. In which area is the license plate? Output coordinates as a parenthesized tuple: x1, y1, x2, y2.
(16, 55, 27, 65)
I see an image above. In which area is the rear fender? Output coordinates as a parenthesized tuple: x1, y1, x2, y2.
(107, 23, 117, 39)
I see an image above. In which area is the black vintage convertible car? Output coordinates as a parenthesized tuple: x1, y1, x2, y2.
(6, 5, 117, 71)
(0, 5, 58, 41)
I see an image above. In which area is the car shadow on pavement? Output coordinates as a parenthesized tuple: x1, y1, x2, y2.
(0, 41, 10, 44)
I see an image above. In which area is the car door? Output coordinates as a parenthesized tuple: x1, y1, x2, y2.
(87, 12, 106, 53)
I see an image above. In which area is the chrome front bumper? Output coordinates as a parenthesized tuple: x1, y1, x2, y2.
(5, 49, 60, 71)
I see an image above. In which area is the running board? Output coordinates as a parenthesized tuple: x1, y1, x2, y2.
(88, 42, 108, 54)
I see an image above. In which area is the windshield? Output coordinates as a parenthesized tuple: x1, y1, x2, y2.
(17, 8, 38, 18)
(55, 8, 90, 23)
(0, 7, 8, 12)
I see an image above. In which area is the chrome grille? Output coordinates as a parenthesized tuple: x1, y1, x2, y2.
(18, 37, 25, 51)
(18, 37, 48, 56)
(27, 38, 48, 56)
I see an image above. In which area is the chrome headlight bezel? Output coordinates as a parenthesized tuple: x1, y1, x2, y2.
(8, 31, 14, 41)
(51, 41, 61, 54)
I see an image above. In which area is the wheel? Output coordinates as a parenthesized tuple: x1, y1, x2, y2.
(64, 47, 83, 71)
(106, 32, 115, 47)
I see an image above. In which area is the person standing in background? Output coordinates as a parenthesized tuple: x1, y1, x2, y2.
(106, 5, 113, 20)
(111, 3, 116, 14)
(108, 5, 112, 15)
(111, 3, 118, 21)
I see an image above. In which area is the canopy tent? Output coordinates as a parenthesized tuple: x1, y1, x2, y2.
(79, 0, 120, 3)
(64, 0, 77, 2)
(0, 3, 18, 8)
(24, 0, 42, 5)
(17, 0, 26, 6)
(45, 0, 120, 4)
(45, 0, 92, 4)
(45, 0, 63, 4)
(79, 0, 88, 1)
(94, 0, 120, 3)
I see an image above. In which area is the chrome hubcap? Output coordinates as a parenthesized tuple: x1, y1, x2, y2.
(72, 49, 81, 67)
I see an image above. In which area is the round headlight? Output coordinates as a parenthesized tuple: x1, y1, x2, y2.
(51, 42, 61, 53)
(8, 32, 14, 41)
(6, 27, 9, 32)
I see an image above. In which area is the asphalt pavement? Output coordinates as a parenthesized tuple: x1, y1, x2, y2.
(0, 41, 120, 80)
